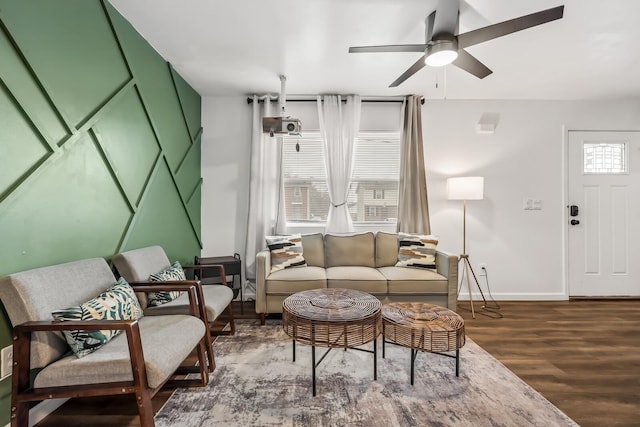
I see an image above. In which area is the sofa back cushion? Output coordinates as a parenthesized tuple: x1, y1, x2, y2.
(301, 233, 325, 267)
(325, 232, 375, 268)
(0, 258, 118, 369)
(376, 231, 400, 267)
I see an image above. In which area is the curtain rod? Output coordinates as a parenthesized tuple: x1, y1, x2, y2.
(246, 96, 421, 105)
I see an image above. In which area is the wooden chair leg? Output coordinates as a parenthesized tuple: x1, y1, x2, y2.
(227, 302, 235, 335)
(260, 313, 266, 325)
(204, 329, 216, 374)
(136, 390, 155, 427)
(10, 401, 29, 427)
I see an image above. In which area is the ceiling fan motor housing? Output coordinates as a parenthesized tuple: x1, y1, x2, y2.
(425, 36, 458, 66)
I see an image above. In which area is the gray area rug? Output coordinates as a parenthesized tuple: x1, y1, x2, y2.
(156, 319, 577, 427)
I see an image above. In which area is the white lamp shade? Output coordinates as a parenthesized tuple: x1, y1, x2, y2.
(447, 177, 484, 200)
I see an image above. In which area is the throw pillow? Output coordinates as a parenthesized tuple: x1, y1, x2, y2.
(147, 261, 186, 307)
(395, 233, 439, 270)
(51, 277, 144, 358)
(265, 234, 306, 273)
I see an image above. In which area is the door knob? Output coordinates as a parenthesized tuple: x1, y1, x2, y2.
(570, 219, 580, 225)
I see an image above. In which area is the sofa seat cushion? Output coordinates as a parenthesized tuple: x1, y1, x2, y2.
(144, 284, 233, 321)
(326, 266, 387, 293)
(34, 314, 205, 390)
(378, 266, 448, 294)
(266, 266, 327, 294)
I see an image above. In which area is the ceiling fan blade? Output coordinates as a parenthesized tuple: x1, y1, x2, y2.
(349, 44, 426, 53)
(457, 5, 564, 49)
(452, 49, 493, 79)
(389, 55, 427, 87)
(432, 0, 460, 39)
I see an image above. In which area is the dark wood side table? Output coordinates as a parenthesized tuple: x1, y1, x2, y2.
(194, 253, 243, 313)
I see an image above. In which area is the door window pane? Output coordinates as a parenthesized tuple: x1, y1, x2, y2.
(583, 142, 627, 174)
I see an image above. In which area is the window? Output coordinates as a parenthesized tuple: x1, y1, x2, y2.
(282, 131, 400, 223)
(583, 142, 627, 174)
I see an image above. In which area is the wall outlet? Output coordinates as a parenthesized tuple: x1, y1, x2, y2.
(478, 263, 487, 275)
(1, 345, 13, 379)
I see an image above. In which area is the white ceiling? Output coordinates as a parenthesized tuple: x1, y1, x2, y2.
(109, 0, 640, 100)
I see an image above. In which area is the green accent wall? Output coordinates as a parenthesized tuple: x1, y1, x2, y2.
(0, 1, 203, 422)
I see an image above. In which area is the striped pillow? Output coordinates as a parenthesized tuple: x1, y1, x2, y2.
(147, 261, 185, 306)
(51, 277, 144, 358)
(266, 234, 306, 273)
(396, 233, 439, 270)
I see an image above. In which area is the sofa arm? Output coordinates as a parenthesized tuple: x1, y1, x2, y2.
(255, 250, 271, 315)
(435, 249, 459, 311)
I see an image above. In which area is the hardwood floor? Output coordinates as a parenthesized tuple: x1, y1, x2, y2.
(36, 300, 639, 427)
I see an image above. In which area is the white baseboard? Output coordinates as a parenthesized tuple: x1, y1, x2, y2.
(457, 292, 568, 301)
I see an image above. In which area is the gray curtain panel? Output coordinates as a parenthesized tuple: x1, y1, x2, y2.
(396, 95, 431, 234)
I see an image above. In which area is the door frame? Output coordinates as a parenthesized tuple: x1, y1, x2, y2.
(562, 127, 640, 299)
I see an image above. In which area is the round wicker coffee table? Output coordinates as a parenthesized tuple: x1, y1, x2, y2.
(282, 288, 382, 396)
(382, 302, 465, 385)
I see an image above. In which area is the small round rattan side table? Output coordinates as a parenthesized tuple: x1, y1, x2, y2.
(382, 302, 465, 385)
(282, 288, 382, 396)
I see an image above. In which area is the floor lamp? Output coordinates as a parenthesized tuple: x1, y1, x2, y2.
(447, 177, 501, 319)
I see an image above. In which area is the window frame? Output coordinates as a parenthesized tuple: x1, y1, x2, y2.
(281, 130, 400, 227)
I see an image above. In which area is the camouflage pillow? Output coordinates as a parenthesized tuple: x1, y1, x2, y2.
(51, 277, 144, 358)
(265, 234, 307, 273)
(147, 261, 185, 307)
(396, 233, 439, 270)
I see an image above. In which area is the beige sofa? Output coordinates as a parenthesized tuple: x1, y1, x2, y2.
(256, 232, 458, 323)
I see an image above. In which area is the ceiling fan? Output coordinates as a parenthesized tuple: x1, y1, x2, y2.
(349, 1, 564, 87)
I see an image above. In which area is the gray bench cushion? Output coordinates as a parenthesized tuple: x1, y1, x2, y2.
(34, 314, 205, 389)
(0, 258, 119, 369)
(325, 233, 376, 268)
(145, 284, 233, 320)
(112, 246, 171, 308)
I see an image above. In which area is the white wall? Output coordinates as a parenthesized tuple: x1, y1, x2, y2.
(201, 96, 640, 300)
(424, 99, 640, 300)
(200, 96, 252, 257)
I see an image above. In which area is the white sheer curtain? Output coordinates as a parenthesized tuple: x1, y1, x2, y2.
(317, 95, 362, 234)
(396, 95, 430, 234)
(244, 96, 286, 282)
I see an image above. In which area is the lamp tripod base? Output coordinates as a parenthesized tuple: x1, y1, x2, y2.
(458, 254, 502, 319)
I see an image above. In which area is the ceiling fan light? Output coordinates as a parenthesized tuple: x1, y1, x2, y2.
(425, 39, 458, 67)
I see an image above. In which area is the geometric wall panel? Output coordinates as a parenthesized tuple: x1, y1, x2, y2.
(0, 28, 68, 146)
(106, 2, 192, 173)
(186, 182, 202, 241)
(92, 87, 160, 206)
(171, 66, 202, 141)
(0, 0, 131, 128)
(0, 2, 202, 420)
(120, 160, 200, 264)
(175, 137, 202, 200)
(0, 84, 51, 198)
(0, 133, 132, 275)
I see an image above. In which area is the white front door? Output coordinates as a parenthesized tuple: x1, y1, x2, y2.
(568, 131, 640, 297)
